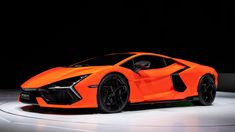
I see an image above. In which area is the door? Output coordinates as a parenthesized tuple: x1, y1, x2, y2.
(132, 55, 185, 101)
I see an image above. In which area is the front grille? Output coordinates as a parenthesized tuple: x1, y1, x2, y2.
(40, 88, 81, 104)
(20, 87, 82, 105)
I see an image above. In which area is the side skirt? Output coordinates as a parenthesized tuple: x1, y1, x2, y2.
(129, 96, 199, 106)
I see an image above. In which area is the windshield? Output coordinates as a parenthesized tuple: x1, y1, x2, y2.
(69, 53, 133, 67)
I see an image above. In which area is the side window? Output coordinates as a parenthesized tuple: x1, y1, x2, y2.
(133, 55, 166, 69)
(164, 58, 176, 66)
(121, 59, 134, 70)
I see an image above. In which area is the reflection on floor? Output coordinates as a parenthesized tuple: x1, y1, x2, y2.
(0, 90, 235, 132)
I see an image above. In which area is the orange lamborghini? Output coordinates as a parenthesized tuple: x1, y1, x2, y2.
(20, 52, 218, 113)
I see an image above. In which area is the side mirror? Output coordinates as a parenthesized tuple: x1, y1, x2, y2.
(133, 60, 151, 72)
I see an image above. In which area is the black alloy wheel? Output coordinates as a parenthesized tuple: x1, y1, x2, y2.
(97, 73, 130, 113)
(193, 75, 216, 105)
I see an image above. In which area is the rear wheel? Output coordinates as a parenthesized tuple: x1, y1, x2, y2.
(192, 75, 216, 105)
(97, 73, 130, 113)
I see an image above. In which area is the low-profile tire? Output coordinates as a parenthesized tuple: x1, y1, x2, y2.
(192, 75, 216, 106)
(97, 73, 130, 113)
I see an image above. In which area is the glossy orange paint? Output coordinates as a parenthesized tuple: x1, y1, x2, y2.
(21, 52, 218, 108)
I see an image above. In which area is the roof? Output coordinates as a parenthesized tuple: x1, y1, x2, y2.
(128, 52, 171, 58)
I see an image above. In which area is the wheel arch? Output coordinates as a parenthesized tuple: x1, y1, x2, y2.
(197, 73, 216, 92)
(207, 73, 215, 83)
(203, 72, 217, 85)
(98, 71, 129, 85)
(107, 72, 129, 83)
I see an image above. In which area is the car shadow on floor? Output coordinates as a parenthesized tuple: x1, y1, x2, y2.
(20, 101, 194, 115)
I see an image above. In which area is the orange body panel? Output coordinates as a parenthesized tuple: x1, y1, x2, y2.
(20, 52, 218, 108)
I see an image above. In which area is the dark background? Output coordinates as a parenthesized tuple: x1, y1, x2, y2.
(1, 1, 234, 89)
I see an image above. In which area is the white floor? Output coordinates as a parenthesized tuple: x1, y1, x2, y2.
(0, 90, 235, 132)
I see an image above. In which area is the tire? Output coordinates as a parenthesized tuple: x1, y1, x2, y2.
(97, 73, 130, 113)
(192, 75, 216, 106)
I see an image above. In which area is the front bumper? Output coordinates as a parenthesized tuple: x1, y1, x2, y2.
(20, 87, 81, 105)
(19, 85, 98, 108)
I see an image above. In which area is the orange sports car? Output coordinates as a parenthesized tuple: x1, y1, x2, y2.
(20, 52, 218, 113)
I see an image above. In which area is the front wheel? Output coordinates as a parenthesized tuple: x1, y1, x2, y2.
(97, 73, 130, 113)
(192, 75, 216, 106)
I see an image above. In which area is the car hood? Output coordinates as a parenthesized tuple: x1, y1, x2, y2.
(21, 66, 112, 88)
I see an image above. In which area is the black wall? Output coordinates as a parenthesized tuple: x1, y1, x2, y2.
(219, 73, 235, 92)
(1, 1, 234, 89)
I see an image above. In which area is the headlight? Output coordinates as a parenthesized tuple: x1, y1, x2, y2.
(46, 74, 90, 88)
